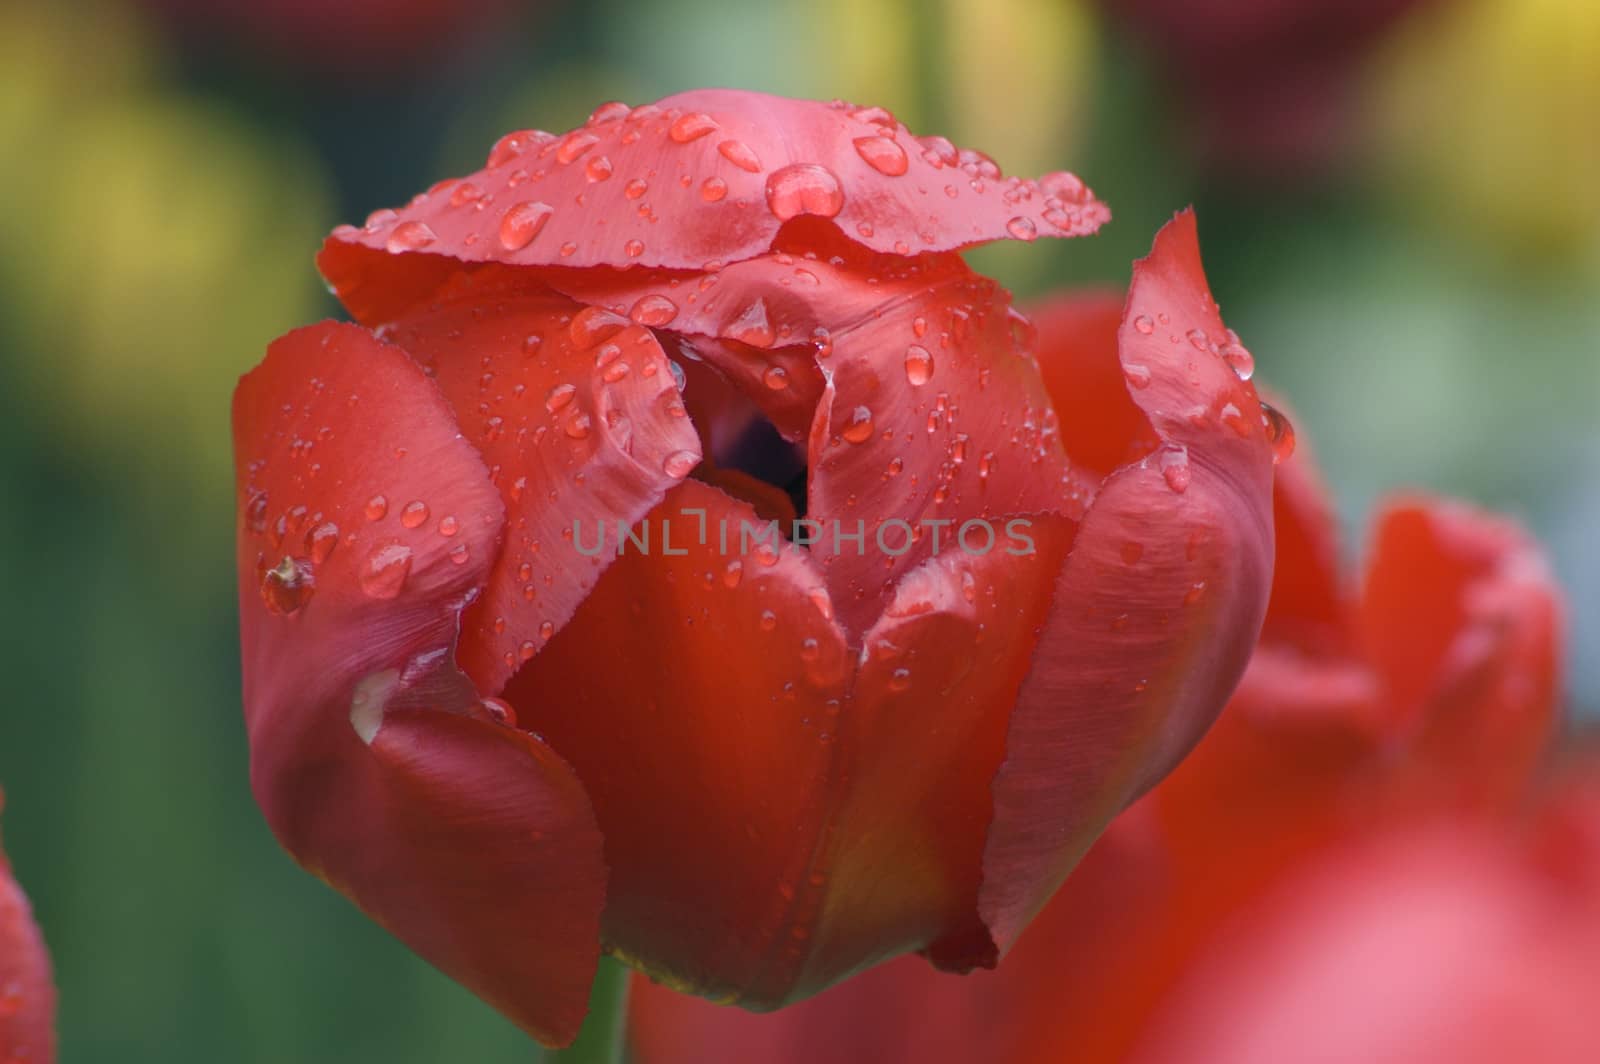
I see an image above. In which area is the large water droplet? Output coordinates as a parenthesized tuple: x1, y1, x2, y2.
(386, 221, 436, 253)
(364, 494, 388, 521)
(669, 112, 718, 143)
(1219, 334, 1256, 381)
(853, 136, 908, 176)
(555, 131, 600, 164)
(630, 294, 679, 326)
(765, 164, 845, 220)
(499, 201, 553, 251)
(1261, 401, 1295, 464)
(904, 344, 934, 385)
(360, 542, 413, 599)
(1005, 216, 1038, 241)
(585, 155, 614, 182)
(700, 177, 729, 202)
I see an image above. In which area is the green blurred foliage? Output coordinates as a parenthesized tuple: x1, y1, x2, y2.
(0, 0, 1594, 1060)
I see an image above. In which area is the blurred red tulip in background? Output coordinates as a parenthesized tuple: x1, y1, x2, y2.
(234, 90, 1283, 1045)
(1102, 0, 1445, 179)
(626, 335, 1578, 1064)
(0, 791, 55, 1064)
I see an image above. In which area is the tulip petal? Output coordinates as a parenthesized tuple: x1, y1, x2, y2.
(502, 478, 852, 1007)
(1258, 414, 1349, 653)
(979, 210, 1276, 950)
(0, 794, 55, 1064)
(316, 90, 1109, 321)
(234, 322, 606, 1047)
(1360, 498, 1563, 803)
(786, 520, 1075, 992)
(545, 246, 1088, 633)
(380, 274, 703, 693)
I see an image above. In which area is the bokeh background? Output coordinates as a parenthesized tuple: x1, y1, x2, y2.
(0, 0, 1595, 1059)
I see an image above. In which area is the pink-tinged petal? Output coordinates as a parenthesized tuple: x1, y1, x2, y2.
(379, 274, 701, 693)
(503, 479, 851, 1007)
(1130, 825, 1600, 1064)
(784, 520, 1075, 993)
(234, 322, 606, 1047)
(1360, 498, 1564, 805)
(0, 793, 55, 1064)
(979, 210, 1276, 950)
(316, 90, 1109, 321)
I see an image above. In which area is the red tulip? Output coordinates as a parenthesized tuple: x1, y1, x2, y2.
(235, 90, 1278, 1045)
(0, 791, 56, 1064)
(1102, 0, 1446, 179)
(627, 395, 1571, 1063)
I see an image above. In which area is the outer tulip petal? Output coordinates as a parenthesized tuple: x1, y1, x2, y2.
(316, 90, 1109, 321)
(1360, 498, 1563, 803)
(0, 794, 55, 1064)
(979, 210, 1276, 950)
(787, 520, 1075, 992)
(234, 322, 606, 1046)
(380, 275, 702, 693)
(627, 819, 1165, 1064)
(503, 479, 852, 1007)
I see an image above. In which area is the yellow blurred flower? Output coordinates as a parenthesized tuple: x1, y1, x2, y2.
(1, 0, 332, 508)
(1372, 0, 1600, 264)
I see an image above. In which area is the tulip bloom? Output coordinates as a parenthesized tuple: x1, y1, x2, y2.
(235, 90, 1277, 1045)
(0, 791, 56, 1064)
(627, 401, 1573, 1064)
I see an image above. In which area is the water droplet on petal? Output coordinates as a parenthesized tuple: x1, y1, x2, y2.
(499, 201, 553, 251)
(360, 542, 413, 599)
(1005, 216, 1038, 241)
(564, 412, 593, 439)
(555, 131, 600, 164)
(523, 332, 544, 357)
(364, 495, 388, 521)
(1219, 338, 1256, 381)
(718, 139, 763, 172)
(1123, 363, 1153, 389)
(307, 522, 339, 563)
(624, 178, 648, 199)
(904, 345, 934, 385)
(700, 176, 729, 202)
(545, 383, 577, 412)
(261, 556, 314, 615)
(759, 609, 778, 631)
(1261, 401, 1295, 464)
(624, 238, 645, 257)
(1133, 314, 1155, 335)
(663, 449, 699, 477)
(478, 696, 518, 726)
(888, 667, 912, 692)
(1160, 447, 1191, 493)
(766, 164, 845, 220)
(727, 298, 775, 348)
(386, 221, 436, 252)
(841, 406, 875, 444)
(853, 135, 908, 176)
(629, 294, 678, 326)
(763, 366, 789, 390)
(400, 500, 429, 528)
(669, 112, 718, 143)
(584, 154, 614, 182)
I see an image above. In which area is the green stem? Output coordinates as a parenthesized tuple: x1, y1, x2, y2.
(551, 957, 632, 1064)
